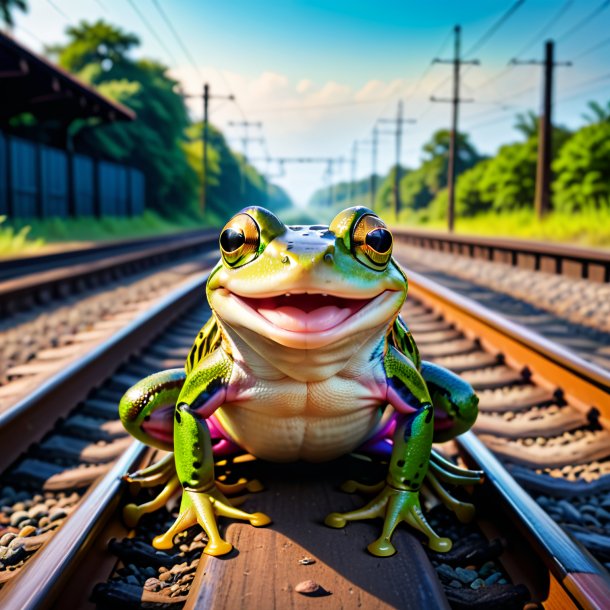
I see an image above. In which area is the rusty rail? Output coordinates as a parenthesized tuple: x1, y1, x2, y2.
(0, 231, 218, 315)
(394, 228, 610, 283)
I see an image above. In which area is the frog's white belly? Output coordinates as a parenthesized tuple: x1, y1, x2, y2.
(214, 375, 384, 462)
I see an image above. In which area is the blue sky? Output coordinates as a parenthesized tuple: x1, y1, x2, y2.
(13, 1, 610, 205)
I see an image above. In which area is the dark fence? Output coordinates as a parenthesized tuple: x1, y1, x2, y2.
(0, 131, 145, 219)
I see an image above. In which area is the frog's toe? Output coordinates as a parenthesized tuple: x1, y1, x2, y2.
(340, 479, 385, 494)
(249, 512, 271, 527)
(204, 539, 233, 556)
(246, 479, 264, 493)
(367, 537, 396, 557)
(124, 453, 176, 487)
(426, 471, 476, 523)
(324, 512, 347, 528)
(123, 475, 181, 528)
(428, 536, 452, 553)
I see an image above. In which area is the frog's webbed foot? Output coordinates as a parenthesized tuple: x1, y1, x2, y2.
(124, 474, 181, 527)
(426, 449, 483, 523)
(325, 485, 451, 556)
(153, 486, 271, 556)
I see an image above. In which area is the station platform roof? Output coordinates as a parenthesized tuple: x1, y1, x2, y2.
(0, 31, 135, 125)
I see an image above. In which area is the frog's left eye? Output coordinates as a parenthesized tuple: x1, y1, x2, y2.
(219, 213, 260, 267)
(352, 214, 393, 269)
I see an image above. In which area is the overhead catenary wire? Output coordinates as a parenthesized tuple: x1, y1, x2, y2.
(463, 0, 527, 58)
(126, 0, 179, 68)
(573, 34, 610, 61)
(46, 0, 69, 21)
(556, 0, 610, 43)
(512, 0, 573, 59)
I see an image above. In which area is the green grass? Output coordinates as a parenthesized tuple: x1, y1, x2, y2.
(0, 216, 45, 256)
(397, 206, 610, 249)
(0, 210, 218, 257)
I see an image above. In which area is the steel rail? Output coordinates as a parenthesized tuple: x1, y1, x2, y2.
(406, 269, 610, 608)
(0, 441, 147, 610)
(459, 433, 610, 610)
(394, 228, 610, 282)
(0, 228, 217, 280)
(407, 269, 610, 420)
(0, 231, 217, 315)
(0, 269, 209, 473)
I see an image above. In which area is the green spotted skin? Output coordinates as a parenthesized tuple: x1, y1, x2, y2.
(383, 345, 434, 491)
(174, 348, 233, 491)
(119, 369, 186, 451)
(185, 316, 222, 375)
(174, 404, 215, 492)
(389, 315, 421, 369)
(420, 361, 479, 443)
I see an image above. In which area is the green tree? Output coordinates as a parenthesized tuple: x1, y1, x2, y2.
(0, 0, 27, 28)
(553, 122, 610, 211)
(48, 20, 197, 217)
(582, 100, 610, 124)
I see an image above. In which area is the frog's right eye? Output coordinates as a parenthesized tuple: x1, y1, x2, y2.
(219, 213, 260, 267)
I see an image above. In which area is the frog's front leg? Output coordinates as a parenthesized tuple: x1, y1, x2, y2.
(325, 345, 450, 557)
(152, 350, 271, 556)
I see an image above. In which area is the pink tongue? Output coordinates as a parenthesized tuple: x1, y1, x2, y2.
(258, 305, 352, 332)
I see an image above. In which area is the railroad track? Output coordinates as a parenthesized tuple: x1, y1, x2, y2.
(0, 228, 217, 317)
(0, 261, 608, 608)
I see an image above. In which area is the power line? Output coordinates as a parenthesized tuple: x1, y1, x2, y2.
(126, 0, 179, 68)
(250, 97, 393, 113)
(557, 0, 610, 43)
(573, 34, 610, 61)
(150, 0, 204, 80)
(464, 0, 527, 58)
(151, 0, 246, 120)
(46, 0, 70, 21)
(513, 0, 573, 59)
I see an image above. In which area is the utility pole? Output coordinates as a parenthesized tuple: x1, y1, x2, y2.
(350, 140, 373, 206)
(184, 83, 234, 214)
(370, 125, 378, 210)
(379, 101, 416, 220)
(431, 25, 479, 232)
(510, 41, 571, 218)
(325, 157, 344, 207)
(227, 121, 264, 196)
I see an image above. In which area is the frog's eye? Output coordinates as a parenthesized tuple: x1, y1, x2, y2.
(352, 214, 393, 269)
(219, 213, 260, 267)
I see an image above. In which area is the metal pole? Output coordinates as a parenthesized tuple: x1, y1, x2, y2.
(202, 83, 209, 214)
(371, 125, 378, 210)
(394, 100, 403, 220)
(535, 40, 553, 218)
(447, 25, 461, 233)
(350, 142, 357, 204)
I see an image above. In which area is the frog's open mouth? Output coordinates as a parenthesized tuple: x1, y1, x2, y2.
(237, 292, 377, 333)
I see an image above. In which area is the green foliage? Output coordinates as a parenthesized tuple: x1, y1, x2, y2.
(582, 100, 610, 124)
(47, 20, 139, 73)
(47, 20, 197, 217)
(552, 121, 610, 212)
(398, 206, 610, 248)
(0, 0, 27, 27)
(183, 122, 292, 220)
(0, 215, 44, 256)
(7, 210, 200, 245)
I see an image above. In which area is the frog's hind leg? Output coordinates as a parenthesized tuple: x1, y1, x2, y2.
(124, 452, 176, 487)
(119, 369, 185, 526)
(124, 474, 181, 527)
(419, 361, 484, 521)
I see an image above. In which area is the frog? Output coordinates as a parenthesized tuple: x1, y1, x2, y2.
(119, 205, 482, 558)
